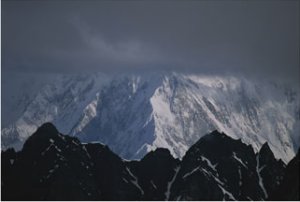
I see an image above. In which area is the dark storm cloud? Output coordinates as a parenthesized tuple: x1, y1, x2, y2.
(2, 0, 299, 80)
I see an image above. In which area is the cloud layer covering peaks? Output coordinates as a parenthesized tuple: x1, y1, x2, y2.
(2, 0, 299, 81)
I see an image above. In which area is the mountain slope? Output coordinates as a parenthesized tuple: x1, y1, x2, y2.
(168, 130, 285, 200)
(2, 72, 299, 162)
(268, 148, 299, 200)
(2, 123, 297, 201)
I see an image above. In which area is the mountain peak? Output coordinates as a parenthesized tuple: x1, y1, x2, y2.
(36, 122, 59, 135)
(142, 148, 173, 161)
(2, 122, 295, 201)
(260, 142, 272, 152)
(259, 142, 275, 159)
(22, 123, 60, 153)
(200, 130, 233, 143)
(2, 73, 299, 163)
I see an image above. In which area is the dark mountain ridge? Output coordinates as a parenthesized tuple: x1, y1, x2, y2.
(1, 123, 299, 200)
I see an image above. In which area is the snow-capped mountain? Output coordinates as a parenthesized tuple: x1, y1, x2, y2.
(1, 72, 299, 163)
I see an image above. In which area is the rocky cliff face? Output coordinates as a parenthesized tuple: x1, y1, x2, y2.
(268, 149, 299, 201)
(2, 123, 298, 201)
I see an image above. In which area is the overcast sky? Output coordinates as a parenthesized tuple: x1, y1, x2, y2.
(2, 0, 299, 81)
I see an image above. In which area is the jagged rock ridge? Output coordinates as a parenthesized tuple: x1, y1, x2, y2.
(2, 123, 298, 201)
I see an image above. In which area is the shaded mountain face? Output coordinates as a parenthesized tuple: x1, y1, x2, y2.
(1, 72, 299, 163)
(268, 149, 299, 201)
(2, 123, 298, 201)
(168, 131, 286, 201)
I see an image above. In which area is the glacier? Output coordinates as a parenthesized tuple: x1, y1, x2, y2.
(1, 72, 299, 163)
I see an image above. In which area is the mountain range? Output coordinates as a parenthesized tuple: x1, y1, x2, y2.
(1, 123, 299, 200)
(2, 72, 299, 163)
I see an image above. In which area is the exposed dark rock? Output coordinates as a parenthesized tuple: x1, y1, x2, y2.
(1, 123, 297, 201)
(257, 143, 285, 199)
(169, 130, 263, 201)
(269, 149, 299, 201)
(126, 148, 180, 200)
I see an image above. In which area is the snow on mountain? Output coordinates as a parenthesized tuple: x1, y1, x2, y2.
(1, 72, 57, 127)
(1, 72, 299, 163)
(1, 73, 111, 150)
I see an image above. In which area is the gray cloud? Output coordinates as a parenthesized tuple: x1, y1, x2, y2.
(2, 0, 299, 81)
